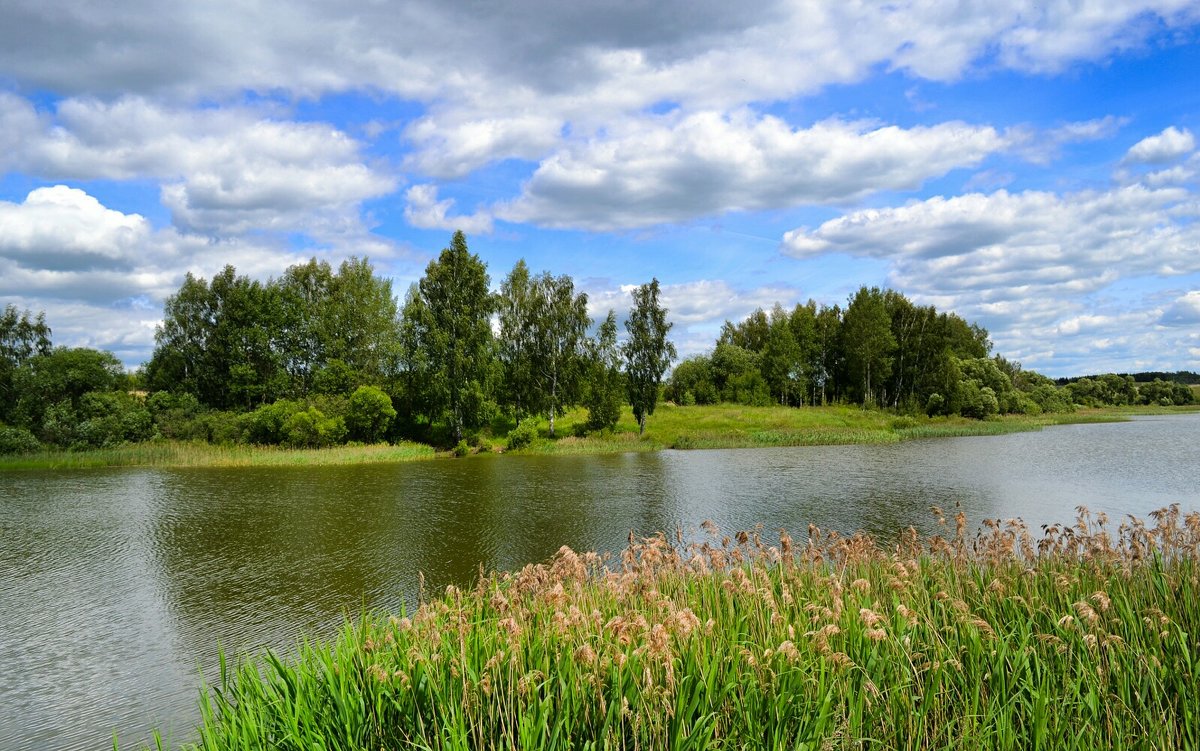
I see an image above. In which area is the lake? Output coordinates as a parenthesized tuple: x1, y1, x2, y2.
(1, 413, 1197, 750)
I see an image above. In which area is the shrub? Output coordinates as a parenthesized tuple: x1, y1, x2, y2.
(0, 425, 40, 454)
(345, 385, 396, 443)
(506, 418, 539, 450)
(453, 439, 471, 457)
(73, 391, 153, 448)
(282, 407, 347, 448)
(925, 393, 945, 416)
(243, 400, 303, 444)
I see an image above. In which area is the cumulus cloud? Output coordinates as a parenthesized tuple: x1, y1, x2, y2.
(781, 181, 1200, 373)
(0, 186, 385, 364)
(0, 93, 396, 237)
(1123, 126, 1196, 164)
(496, 113, 1009, 230)
(584, 278, 799, 357)
(403, 184, 493, 234)
(1, 2, 1196, 174)
(1160, 291, 1200, 326)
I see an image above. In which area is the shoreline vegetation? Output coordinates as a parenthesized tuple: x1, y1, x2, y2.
(128, 506, 1200, 750)
(2, 403, 1195, 471)
(3, 234, 1197, 469)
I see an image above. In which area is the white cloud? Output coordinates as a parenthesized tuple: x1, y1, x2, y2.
(584, 278, 799, 358)
(0, 186, 389, 364)
(0, 186, 151, 272)
(404, 113, 564, 179)
(0, 93, 396, 237)
(1, 2, 1195, 174)
(781, 182, 1200, 374)
(403, 184, 493, 234)
(1123, 126, 1196, 164)
(1160, 291, 1200, 326)
(496, 112, 1009, 230)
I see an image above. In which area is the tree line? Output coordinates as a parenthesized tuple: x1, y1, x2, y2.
(0, 232, 675, 453)
(0, 232, 1193, 455)
(665, 286, 1194, 418)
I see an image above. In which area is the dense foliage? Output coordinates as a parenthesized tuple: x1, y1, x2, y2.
(1, 235, 1193, 456)
(156, 507, 1200, 750)
(665, 287, 1194, 417)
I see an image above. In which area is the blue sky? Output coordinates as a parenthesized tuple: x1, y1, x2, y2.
(1, 1, 1198, 376)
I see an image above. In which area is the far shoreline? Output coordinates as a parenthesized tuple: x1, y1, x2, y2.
(3, 403, 1196, 472)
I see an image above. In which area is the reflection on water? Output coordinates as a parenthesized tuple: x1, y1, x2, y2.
(1, 414, 1197, 750)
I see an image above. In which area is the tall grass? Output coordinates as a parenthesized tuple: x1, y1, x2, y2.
(0, 440, 435, 470)
(162, 506, 1200, 750)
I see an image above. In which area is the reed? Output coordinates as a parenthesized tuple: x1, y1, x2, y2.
(0, 440, 435, 470)
(156, 506, 1200, 750)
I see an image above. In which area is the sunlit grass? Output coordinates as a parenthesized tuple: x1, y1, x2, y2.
(501, 403, 1150, 455)
(143, 506, 1200, 750)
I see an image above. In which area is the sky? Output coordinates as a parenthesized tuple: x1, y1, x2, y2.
(1, 1, 1199, 377)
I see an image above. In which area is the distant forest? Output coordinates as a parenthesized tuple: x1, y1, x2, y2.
(0, 231, 1194, 455)
(1057, 371, 1200, 386)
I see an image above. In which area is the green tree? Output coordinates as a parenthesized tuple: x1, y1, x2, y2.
(412, 231, 495, 442)
(583, 310, 624, 431)
(12, 347, 125, 429)
(146, 272, 213, 398)
(787, 301, 817, 405)
(841, 287, 895, 407)
(495, 260, 537, 418)
(274, 259, 335, 396)
(345, 385, 396, 443)
(665, 354, 716, 405)
(528, 272, 590, 437)
(623, 279, 676, 435)
(324, 257, 401, 384)
(0, 305, 52, 423)
(761, 303, 802, 405)
(810, 304, 842, 405)
(394, 284, 431, 435)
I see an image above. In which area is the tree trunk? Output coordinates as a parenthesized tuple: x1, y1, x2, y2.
(639, 414, 646, 435)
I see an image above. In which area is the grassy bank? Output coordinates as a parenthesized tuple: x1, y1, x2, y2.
(0, 440, 435, 470)
(148, 507, 1200, 750)
(500, 403, 1167, 455)
(4, 403, 1195, 470)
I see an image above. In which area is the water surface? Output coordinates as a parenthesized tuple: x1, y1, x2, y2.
(1, 414, 1197, 750)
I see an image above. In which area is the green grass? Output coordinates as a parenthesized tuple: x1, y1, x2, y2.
(500, 403, 1153, 456)
(0, 440, 435, 470)
(5, 403, 1195, 470)
(139, 506, 1200, 750)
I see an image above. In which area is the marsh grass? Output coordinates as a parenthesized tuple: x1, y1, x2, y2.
(0, 440, 435, 470)
(163, 506, 1200, 750)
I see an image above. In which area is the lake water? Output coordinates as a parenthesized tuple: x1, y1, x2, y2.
(1, 414, 1197, 750)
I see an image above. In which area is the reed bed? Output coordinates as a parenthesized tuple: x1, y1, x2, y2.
(170, 506, 1200, 750)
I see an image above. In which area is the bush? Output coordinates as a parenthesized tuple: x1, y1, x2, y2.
(147, 391, 206, 440)
(506, 418, 539, 450)
(345, 385, 396, 443)
(0, 425, 40, 454)
(453, 439, 471, 457)
(925, 393, 945, 416)
(244, 400, 303, 444)
(73, 391, 153, 448)
(282, 407, 347, 448)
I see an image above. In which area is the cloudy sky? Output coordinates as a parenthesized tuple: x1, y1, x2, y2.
(1, 1, 1199, 376)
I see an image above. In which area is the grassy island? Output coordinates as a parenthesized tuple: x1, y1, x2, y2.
(140, 506, 1199, 750)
